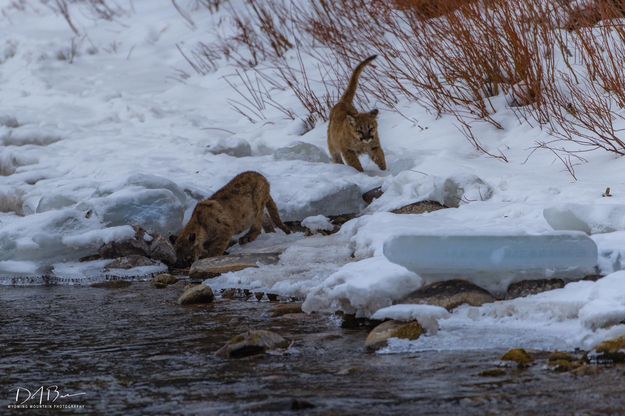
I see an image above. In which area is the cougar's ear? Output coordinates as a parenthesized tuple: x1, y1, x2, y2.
(169, 235, 178, 245)
(346, 114, 356, 126)
(370, 108, 379, 117)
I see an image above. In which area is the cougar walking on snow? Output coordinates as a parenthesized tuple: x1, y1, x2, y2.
(327, 55, 386, 172)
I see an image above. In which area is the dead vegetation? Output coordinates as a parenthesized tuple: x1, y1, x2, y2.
(182, 0, 625, 165)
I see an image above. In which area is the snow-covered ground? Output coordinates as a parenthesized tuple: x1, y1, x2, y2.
(3, 1, 625, 351)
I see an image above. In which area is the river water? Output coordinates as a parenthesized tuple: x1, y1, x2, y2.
(2, 283, 624, 415)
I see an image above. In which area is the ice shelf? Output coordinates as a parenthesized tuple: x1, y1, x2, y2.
(383, 232, 598, 293)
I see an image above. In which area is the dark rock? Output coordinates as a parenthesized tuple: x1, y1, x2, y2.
(272, 303, 303, 317)
(189, 252, 281, 279)
(90, 280, 132, 289)
(400, 279, 494, 311)
(79, 254, 102, 262)
(148, 235, 176, 265)
(365, 320, 424, 351)
(105, 255, 161, 270)
(245, 399, 315, 412)
(362, 186, 383, 204)
(284, 221, 307, 233)
(215, 330, 289, 358)
(391, 200, 448, 215)
(266, 293, 279, 302)
(339, 313, 382, 330)
(501, 349, 534, 368)
(506, 279, 565, 299)
(177, 284, 214, 305)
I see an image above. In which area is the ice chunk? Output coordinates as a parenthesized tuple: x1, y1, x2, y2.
(279, 182, 364, 221)
(443, 174, 493, 207)
(371, 304, 450, 333)
(301, 215, 334, 232)
(90, 188, 184, 235)
(544, 203, 625, 234)
(273, 141, 331, 163)
(383, 232, 598, 294)
(36, 194, 76, 213)
(592, 231, 625, 274)
(125, 174, 186, 204)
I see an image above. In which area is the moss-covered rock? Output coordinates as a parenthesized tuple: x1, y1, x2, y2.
(593, 336, 625, 363)
(152, 273, 178, 288)
(215, 330, 290, 358)
(501, 348, 534, 368)
(365, 320, 424, 351)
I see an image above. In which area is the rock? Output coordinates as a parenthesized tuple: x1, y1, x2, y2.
(391, 200, 448, 215)
(570, 365, 604, 377)
(272, 303, 303, 317)
(365, 320, 424, 351)
(90, 280, 132, 289)
(501, 349, 534, 368)
(339, 314, 382, 330)
(506, 278, 565, 299)
(400, 280, 494, 311)
(592, 336, 625, 363)
(152, 273, 178, 288)
(148, 235, 176, 265)
(362, 186, 383, 204)
(207, 138, 252, 157)
(189, 252, 281, 279)
(273, 141, 331, 163)
(549, 359, 581, 372)
(105, 255, 160, 270)
(478, 369, 506, 377)
(177, 284, 215, 305)
(548, 351, 578, 363)
(215, 330, 290, 358)
(99, 225, 150, 258)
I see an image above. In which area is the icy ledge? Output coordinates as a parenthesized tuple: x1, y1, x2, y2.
(383, 232, 598, 295)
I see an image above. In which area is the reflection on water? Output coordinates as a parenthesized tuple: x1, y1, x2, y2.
(1, 283, 624, 415)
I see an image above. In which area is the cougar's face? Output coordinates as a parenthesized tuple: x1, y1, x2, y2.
(347, 109, 379, 144)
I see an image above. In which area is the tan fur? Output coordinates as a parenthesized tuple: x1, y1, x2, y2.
(328, 55, 386, 173)
(174, 171, 290, 266)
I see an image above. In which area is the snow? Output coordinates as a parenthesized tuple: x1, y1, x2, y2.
(3, 0, 625, 350)
(301, 215, 334, 232)
(371, 304, 450, 334)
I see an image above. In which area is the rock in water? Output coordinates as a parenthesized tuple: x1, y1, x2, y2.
(271, 303, 303, 317)
(501, 349, 534, 368)
(152, 273, 178, 288)
(506, 278, 565, 299)
(177, 284, 214, 305)
(391, 200, 448, 215)
(189, 252, 281, 279)
(400, 279, 494, 310)
(90, 280, 132, 289)
(215, 330, 290, 358)
(365, 320, 424, 351)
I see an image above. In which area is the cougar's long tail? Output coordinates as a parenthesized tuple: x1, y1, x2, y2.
(340, 55, 377, 105)
(266, 195, 291, 234)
